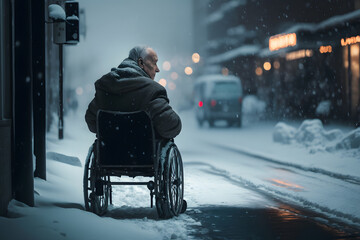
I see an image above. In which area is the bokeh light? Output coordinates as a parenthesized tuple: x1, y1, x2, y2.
(162, 61, 171, 71)
(273, 60, 280, 69)
(192, 53, 200, 63)
(263, 61, 271, 71)
(168, 82, 176, 90)
(171, 72, 179, 80)
(184, 66, 193, 75)
(76, 87, 83, 95)
(158, 78, 167, 87)
(255, 67, 263, 76)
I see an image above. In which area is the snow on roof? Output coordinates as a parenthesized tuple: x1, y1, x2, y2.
(284, 23, 317, 34)
(206, 0, 247, 24)
(283, 9, 360, 34)
(48, 4, 66, 21)
(318, 8, 360, 30)
(208, 45, 260, 64)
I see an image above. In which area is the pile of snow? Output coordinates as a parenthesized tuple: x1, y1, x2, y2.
(273, 122, 296, 144)
(333, 128, 360, 150)
(273, 119, 360, 154)
(242, 95, 266, 117)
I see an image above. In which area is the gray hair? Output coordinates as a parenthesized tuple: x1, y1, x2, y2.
(128, 45, 149, 61)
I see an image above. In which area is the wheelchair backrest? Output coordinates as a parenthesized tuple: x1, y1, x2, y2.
(96, 110, 155, 167)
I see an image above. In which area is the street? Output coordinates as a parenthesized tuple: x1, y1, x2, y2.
(1, 110, 360, 240)
(177, 113, 360, 239)
(106, 110, 360, 239)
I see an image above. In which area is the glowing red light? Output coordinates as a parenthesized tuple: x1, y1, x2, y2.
(211, 99, 216, 107)
(198, 101, 203, 107)
(238, 97, 242, 103)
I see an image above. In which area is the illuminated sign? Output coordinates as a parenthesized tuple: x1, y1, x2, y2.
(286, 49, 313, 61)
(341, 35, 360, 46)
(319, 45, 332, 53)
(269, 33, 297, 51)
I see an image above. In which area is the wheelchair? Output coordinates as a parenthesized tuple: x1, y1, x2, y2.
(83, 110, 186, 219)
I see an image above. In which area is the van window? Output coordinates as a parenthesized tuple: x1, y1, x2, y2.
(211, 82, 241, 97)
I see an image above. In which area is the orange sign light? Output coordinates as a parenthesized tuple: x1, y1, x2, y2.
(319, 45, 332, 54)
(286, 49, 313, 61)
(269, 33, 297, 51)
(341, 36, 360, 46)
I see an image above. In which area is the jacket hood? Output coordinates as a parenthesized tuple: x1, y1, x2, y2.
(94, 58, 156, 94)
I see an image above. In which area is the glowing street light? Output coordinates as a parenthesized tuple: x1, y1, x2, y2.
(255, 67, 263, 76)
(192, 53, 200, 63)
(168, 82, 176, 90)
(184, 67, 193, 75)
(273, 60, 280, 69)
(263, 61, 271, 71)
(162, 61, 171, 71)
(158, 78, 167, 87)
(171, 72, 179, 80)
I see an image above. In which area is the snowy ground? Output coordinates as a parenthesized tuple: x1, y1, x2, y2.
(1, 107, 359, 239)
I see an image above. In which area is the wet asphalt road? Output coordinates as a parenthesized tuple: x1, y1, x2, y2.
(187, 206, 360, 240)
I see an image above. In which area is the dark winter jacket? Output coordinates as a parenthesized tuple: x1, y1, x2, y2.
(85, 58, 181, 139)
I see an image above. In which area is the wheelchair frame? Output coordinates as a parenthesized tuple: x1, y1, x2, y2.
(83, 110, 185, 219)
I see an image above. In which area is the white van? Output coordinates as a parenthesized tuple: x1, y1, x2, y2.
(193, 74, 243, 127)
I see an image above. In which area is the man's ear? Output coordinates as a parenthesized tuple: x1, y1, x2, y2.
(138, 58, 144, 69)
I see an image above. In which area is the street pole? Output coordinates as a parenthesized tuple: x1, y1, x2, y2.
(59, 43, 64, 139)
(33, 0, 46, 180)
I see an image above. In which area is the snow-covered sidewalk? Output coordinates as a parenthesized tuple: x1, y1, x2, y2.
(0, 113, 199, 240)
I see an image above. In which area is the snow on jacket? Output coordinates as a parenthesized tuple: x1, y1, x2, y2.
(85, 58, 181, 139)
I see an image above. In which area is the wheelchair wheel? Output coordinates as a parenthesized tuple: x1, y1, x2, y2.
(156, 142, 184, 218)
(83, 144, 109, 216)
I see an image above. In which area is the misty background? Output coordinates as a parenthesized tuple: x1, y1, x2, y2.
(65, 0, 194, 111)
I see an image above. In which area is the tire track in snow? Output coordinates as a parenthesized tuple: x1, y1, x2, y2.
(185, 161, 360, 232)
(206, 142, 360, 185)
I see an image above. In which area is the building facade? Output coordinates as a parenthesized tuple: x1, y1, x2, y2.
(194, 0, 360, 125)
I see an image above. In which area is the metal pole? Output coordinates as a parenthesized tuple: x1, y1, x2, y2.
(33, 0, 46, 180)
(59, 43, 63, 139)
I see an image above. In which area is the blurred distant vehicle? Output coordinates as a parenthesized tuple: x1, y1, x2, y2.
(193, 74, 243, 127)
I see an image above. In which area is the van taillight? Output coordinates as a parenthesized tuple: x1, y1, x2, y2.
(211, 99, 217, 107)
(238, 97, 242, 103)
(198, 101, 203, 107)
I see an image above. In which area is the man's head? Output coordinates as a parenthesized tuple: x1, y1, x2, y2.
(128, 46, 160, 80)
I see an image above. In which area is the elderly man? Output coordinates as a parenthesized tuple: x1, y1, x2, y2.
(85, 46, 181, 139)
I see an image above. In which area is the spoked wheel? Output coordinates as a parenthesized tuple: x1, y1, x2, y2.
(155, 142, 184, 218)
(165, 145, 184, 216)
(83, 144, 109, 216)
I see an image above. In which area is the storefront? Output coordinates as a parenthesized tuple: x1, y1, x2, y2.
(263, 10, 360, 124)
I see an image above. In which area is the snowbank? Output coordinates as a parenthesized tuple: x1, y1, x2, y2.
(333, 128, 360, 150)
(273, 119, 359, 154)
(273, 122, 296, 144)
(242, 95, 266, 117)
